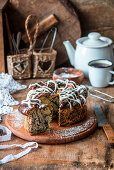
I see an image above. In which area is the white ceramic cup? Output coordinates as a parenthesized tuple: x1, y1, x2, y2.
(88, 59, 114, 87)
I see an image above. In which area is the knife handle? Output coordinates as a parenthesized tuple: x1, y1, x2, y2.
(103, 124, 114, 147)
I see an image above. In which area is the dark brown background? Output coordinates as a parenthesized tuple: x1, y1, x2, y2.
(4, 0, 114, 67)
(71, 0, 114, 40)
(8, 0, 114, 39)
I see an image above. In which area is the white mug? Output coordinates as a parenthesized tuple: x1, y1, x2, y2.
(88, 59, 114, 87)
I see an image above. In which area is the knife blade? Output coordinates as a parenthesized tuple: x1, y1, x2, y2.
(94, 105, 114, 147)
(94, 105, 108, 127)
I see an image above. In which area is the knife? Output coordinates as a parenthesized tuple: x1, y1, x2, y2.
(94, 104, 114, 146)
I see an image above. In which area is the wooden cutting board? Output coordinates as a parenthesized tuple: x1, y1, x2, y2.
(5, 109, 97, 144)
(7, 0, 81, 66)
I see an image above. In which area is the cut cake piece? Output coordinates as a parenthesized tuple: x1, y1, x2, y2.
(59, 86, 88, 126)
(18, 99, 52, 135)
(27, 85, 59, 119)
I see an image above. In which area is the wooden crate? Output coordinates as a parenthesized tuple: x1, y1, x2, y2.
(32, 48, 57, 78)
(7, 50, 32, 79)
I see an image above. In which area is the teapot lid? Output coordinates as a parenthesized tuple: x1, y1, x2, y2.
(76, 32, 112, 48)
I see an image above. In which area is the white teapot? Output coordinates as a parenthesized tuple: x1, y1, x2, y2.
(63, 32, 114, 77)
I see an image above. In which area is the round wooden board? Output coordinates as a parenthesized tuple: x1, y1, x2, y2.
(5, 109, 97, 144)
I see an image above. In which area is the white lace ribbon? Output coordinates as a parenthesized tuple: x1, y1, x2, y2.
(0, 125, 11, 142)
(0, 125, 38, 164)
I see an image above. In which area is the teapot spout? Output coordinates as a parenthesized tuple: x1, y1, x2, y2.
(63, 40, 75, 66)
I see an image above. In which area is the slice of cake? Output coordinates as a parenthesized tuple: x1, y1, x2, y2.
(18, 98, 52, 135)
(28, 84, 59, 119)
(59, 85, 88, 126)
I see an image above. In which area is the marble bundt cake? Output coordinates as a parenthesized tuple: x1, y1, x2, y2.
(18, 79, 88, 135)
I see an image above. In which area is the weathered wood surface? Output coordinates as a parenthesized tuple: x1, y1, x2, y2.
(0, 0, 8, 73)
(0, 0, 8, 11)
(8, 0, 114, 41)
(5, 12, 14, 55)
(70, 0, 114, 41)
(0, 12, 5, 73)
(0, 79, 114, 169)
(7, 0, 81, 66)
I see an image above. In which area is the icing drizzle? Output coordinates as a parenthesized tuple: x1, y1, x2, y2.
(21, 79, 88, 110)
(21, 98, 41, 108)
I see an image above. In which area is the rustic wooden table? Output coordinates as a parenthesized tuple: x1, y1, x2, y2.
(0, 79, 114, 169)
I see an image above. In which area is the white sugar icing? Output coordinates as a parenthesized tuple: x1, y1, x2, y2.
(26, 86, 53, 100)
(57, 72, 78, 78)
(47, 80, 58, 92)
(79, 95, 86, 103)
(29, 81, 46, 89)
(21, 98, 41, 108)
(60, 88, 81, 105)
(21, 79, 88, 110)
(29, 83, 42, 89)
